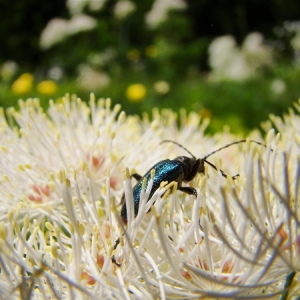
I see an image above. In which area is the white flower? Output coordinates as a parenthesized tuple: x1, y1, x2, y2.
(87, 48, 116, 67)
(77, 64, 111, 90)
(67, 14, 97, 35)
(280, 21, 300, 65)
(0, 60, 19, 81)
(67, 0, 107, 14)
(291, 33, 300, 65)
(208, 33, 273, 81)
(67, 0, 88, 14)
(40, 14, 96, 49)
(48, 65, 64, 81)
(242, 32, 273, 67)
(270, 78, 286, 95)
(208, 35, 252, 81)
(114, 0, 136, 20)
(0, 95, 299, 298)
(39, 18, 69, 49)
(291, 33, 300, 51)
(88, 0, 107, 11)
(146, 0, 186, 29)
(153, 80, 170, 94)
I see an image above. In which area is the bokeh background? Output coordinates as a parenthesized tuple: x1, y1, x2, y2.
(1, 0, 299, 133)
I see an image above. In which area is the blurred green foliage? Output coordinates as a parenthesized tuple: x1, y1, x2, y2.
(0, 0, 299, 134)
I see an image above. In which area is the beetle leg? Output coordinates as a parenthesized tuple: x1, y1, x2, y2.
(111, 237, 122, 266)
(120, 173, 143, 206)
(179, 186, 197, 197)
(113, 237, 120, 250)
(232, 173, 240, 180)
(112, 255, 121, 267)
(131, 173, 142, 181)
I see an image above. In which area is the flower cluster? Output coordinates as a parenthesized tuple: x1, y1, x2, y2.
(0, 94, 299, 299)
(208, 33, 273, 81)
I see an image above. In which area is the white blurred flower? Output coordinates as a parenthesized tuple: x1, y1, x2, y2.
(77, 64, 110, 90)
(40, 14, 96, 49)
(291, 33, 300, 52)
(48, 65, 64, 81)
(208, 35, 238, 68)
(291, 33, 300, 65)
(87, 48, 116, 67)
(67, 0, 107, 14)
(146, 0, 186, 29)
(153, 80, 170, 94)
(67, 14, 97, 34)
(280, 21, 300, 65)
(208, 33, 273, 81)
(114, 0, 136, 19)
(67, 0, 87, 14)
(40, 18, 69, 49)
(283, 20, 300, 34)
(0, 95, 299, 298)
(0, 60, 18, 81)
(242, 32, 273, 67)
(208, 35, 251, 80)
(88, 0, 107, 11)
(270, 78, 286, 95)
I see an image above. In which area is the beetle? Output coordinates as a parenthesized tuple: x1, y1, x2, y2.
(120, 139, 266, 222)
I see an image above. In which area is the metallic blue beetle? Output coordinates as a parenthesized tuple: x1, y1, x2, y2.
(120, 139, 265, 222)
(120, 156, 204, 222)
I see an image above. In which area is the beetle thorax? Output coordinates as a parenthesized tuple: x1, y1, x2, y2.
(175, 156, 203, 182)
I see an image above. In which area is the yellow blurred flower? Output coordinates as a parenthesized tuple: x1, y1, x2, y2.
(145, 45, 158, 58)
(199, 108, 212, 119)
(11, 73, 33, 94)
(127, 49, 140, 62)
(126, 83, 146, 102)
(37, 80, 58, 95)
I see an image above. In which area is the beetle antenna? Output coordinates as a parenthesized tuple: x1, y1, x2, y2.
(160, 140, 196, 159)
(161, 139, 239, 179)
(162, 139, 267, 180)
(203, 139, 267, 160)
(203, 159, 238, 179)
